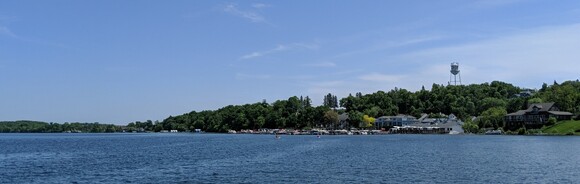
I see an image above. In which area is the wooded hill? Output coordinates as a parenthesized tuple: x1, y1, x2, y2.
(146, 80, 580, 132)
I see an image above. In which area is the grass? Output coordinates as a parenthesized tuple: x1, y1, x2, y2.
(542, 120, 580, 135)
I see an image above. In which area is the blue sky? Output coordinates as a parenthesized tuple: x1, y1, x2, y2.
(1, 0, 580, 124)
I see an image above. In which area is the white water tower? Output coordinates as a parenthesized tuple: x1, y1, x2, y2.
(449, 62, 462, 85)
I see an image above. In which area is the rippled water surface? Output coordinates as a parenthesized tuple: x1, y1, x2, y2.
(1, 133, 579, 183)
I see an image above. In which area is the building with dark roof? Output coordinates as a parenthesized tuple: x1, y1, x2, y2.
(338, 113, 349, 129)
(504, 102, 573, 129)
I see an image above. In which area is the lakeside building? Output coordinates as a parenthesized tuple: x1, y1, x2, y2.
(389, 114, 465, 134)
(421, 114, 463, 131)
(389, 126, 452, 134)
(375, 115, 419, 129)
(504, 102, 573, 129)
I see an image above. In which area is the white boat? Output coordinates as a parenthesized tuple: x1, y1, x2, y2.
(485, 130, 502, 135)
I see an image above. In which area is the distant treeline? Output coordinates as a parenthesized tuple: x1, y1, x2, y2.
(0, 121, 121, 133)
(139, 80, 579, 133)
(5, 80, 580, 133)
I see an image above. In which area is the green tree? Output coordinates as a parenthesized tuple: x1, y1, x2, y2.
(347, 111, 363, 128)
(477, 107, 507, 129)
(362, 115, 375, 129)
(323, 93, 339, 109)
(478, 97, 507, 113)
(528, 97, 543, 104)
(323, 110, 339, 129)
(462, 121, 479, 134)
(547, 117, 557, 126)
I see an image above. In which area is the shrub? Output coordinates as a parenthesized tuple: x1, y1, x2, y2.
(517, 128, 527, 135)
(546, 117, 557, 126)
(527, 129, 543, 135)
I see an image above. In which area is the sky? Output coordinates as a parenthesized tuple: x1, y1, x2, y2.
(1, 0, 580, 124)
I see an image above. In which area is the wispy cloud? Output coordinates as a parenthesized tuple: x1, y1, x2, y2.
(241, 45, 287, 59)
(306, 80, 347, 96)
(0, 20, 72, 49)
(304, 79, 390, 105)
(300, 23, 580, 101)
(235, 73, 271, 80)
(397, 23, 580, 88)
(252, 3, 270, 9)
(285, 69, 363, 82)
(223, 3, 266, 23)
(0, 15, 18, 38)
(0, 15, 17, 22)
(0, 26, 17, 38)
(309, 81, 345, 88)
(285, 75, 315, 80)
(291, 42, 319, 50)
(333, 35, 444, 59)
(301, 62, 336, 68)
(359, 73, 404, 82)
(299, 70, 367, 103)
(471, 0, 524, 8)
(240, 42, 319, 60)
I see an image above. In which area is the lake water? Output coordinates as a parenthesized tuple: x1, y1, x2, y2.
(1, 133, 579, 183)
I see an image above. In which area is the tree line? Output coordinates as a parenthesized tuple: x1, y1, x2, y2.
(4, 80, 579, 133)
(159, 96, 335, 132)
(0, 121, 122, 133)
(151, 80, 580, 133)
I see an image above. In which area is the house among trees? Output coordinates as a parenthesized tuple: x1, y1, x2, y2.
(338, 113, 349, 129)
(504, 102, 573, 129)
(513, 89, 535, 98)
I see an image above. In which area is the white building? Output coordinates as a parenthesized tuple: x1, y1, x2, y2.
(375, 115, 419, 129)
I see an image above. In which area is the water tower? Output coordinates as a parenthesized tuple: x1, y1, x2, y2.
(449, 62, 462, 85)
